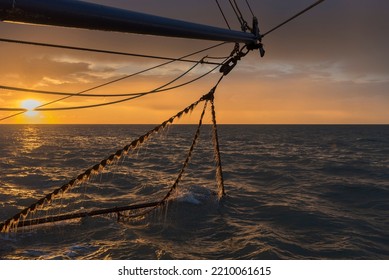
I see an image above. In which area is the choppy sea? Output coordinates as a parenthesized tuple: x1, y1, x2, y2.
(0, 124, 388, 259)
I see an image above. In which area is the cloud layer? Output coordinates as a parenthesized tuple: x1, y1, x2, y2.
(0, 0, 388, 124)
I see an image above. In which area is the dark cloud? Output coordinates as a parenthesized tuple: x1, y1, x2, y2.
(258, 0, 389, 75)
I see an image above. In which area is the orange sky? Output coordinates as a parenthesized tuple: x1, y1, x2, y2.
(0, 0, 388, 124)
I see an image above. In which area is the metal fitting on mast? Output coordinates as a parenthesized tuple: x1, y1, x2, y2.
(249, 17, 265, 57)
(219, 16, 265, 76)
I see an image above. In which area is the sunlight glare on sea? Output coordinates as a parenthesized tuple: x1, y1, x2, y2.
(0, 125, 388, 259)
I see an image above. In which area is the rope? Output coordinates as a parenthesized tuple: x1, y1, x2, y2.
(39, 45, 225, 107)
(262, 0, 327, 38)
(161, 100, 209, 202)
(0, 86, 218, 233)
(119, 98, 210, 220)
(0, 38, 221, 65)
(228, 0, 245, 31)
(215, 0, 231, 30)
(0, 107, 27, 112)
(0, 58, 220, 98)
(119, 77, 226, 221)
(227, 0, 250, 32)
(245, 0, 255, 17)
(233, 0, 251, 31)
(210, 93, 225, 197)
(0, 1, 328, 121)
(0, 55, 231, 113)
(37, 61, 225, 111)
(0, 42, 228, 121)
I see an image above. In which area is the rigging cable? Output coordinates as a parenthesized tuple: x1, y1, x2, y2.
(0, 42, 229, 121)
(245, 0, 255, 17)
(0, 0, 328, 119)
(35, 59, 227, 111)
(233, 0, 251, 31)
(0, 61, 223, 111)
(215, 0, 231, 30)
(262, 0, 326, 38)
(227, 0, 244, 30)
(227, 0, 249, 32)
(0, 38, 220, 65)
(0, 58, 221, 98)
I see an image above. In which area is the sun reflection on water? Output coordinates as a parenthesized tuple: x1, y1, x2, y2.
(19, 126, 42, 152)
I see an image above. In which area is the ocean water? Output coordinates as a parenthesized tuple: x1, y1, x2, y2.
(0, 124, 388, 260)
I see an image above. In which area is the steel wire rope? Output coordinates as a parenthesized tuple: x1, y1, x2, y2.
(233, 0, 250, 31)
(36, 59, 227, 111)
(228, 0, 251, 32)
(215, 0, 231, 30)
(0, 38, 221, 66)
(228, 0, 245, 30)
(245, 0, 255, 17)
(0, 58, 225, 98)
(0, 57, 228, 112)
(206, 55, 231, 60)
(0, 42, 229, 121)
(262, 0, 327, 38)
(0, 59, 206, 98)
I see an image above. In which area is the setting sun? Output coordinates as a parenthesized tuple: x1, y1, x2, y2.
(21, 99, 41, 117)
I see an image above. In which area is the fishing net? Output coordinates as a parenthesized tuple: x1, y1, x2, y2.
(0, 88, 225, 233)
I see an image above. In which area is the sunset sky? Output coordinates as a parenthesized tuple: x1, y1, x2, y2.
(0, 0, 388, 124)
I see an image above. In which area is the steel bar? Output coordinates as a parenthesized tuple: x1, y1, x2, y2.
(9, 201, 161, 229)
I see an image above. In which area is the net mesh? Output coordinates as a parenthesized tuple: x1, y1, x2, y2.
(0, 89, 225, 233)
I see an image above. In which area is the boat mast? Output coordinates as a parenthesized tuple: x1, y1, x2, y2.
(0, 0, 261, 48)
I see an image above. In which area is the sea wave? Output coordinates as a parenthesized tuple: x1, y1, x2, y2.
(0, 125, 388, 259)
